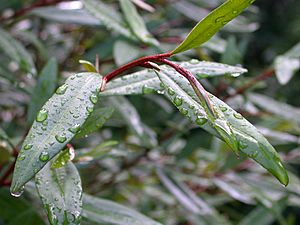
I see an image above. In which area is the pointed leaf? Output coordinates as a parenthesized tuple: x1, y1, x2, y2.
(0, 28, 36, 75)
(79, 59, 97, 72)
(100, 60, 247, 96)
(83, 193, 162, 225)
(35, 162, 82, 225)
(82, 0, 137, 41)
(156, 66, 289, 185)
(172, 0, 256, 54)
(119, 0, 159, 46)
(11, 72, 102, 194)
(27, 58, 58, 123)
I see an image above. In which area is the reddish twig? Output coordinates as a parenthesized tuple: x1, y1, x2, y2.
(0, 0, 65, 22)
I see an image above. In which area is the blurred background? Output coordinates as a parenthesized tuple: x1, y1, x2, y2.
(0, 0, 300, 224)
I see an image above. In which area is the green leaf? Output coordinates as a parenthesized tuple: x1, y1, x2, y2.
(82, 193, 162, 225)
(75, 107, 114, 138)
(172, 0, 256, 54)
(31, 7, 101, 26)
(35, 161, 82, 225)
(0, 28, 36, 75)
(100, 60, 247, 96)
(27, 58, 58, 123)
(109, 96, 157, 148)
(51, 147, 74, 169)
(157, 168, 231, 225)
(119, 0, 159, 46)
(155, 66, 289, 186)
(0, 188, 46, 225)
(82, 0, 137, 41)
(11, 72, 102, 194)
(79, 59, 97, 72)
(274, 42, 300, 85)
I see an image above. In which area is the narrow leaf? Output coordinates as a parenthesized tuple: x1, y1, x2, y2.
(156, 66, 289, 186)
(120, 0, 159, 46)
(27, 58, 58, 123)
(35, 162, 82, 225)
(11, 72, 102, 194)
(172, 0, 256, 54)
(0, 28, 36, 75)
(100, 60, 247, 96)
(79, 59, 97, 72)
(83, 193, 162, 225)
(82, 0, 137, 41)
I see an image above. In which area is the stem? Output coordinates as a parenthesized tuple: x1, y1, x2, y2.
(100, 53, 171, 91)
(157, 58, 216, 119)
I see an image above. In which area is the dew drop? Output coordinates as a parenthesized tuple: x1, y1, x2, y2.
(167, 87, 175, 96)
(179, 107, 188, 115)
(220, 105, 227, 112)
(17, 154, 26, 161)
(173, 96, 183, 106)
(86, 106, 94, 113)
(42, 121, 48, 126)
(233, 113, 243, 120)
(215, 16, 225, 23)
(55, 84, 68, 95)
(24, 144, 33, 150)
(39, 151, 49, 162)
(36, 109, 48, 122)
(142, 84, 156, 94)
(232, 10, 238, 14)
(68, 124, 81, 134)
(196, 116, 207, 125)
(89, 93, 98, 104)
(251, 151, 258, 158)
(190, 59, 199, 64)
(55, 134, 67, 143)
(239, 140, 248, 150)
(10, 185, 25, 197)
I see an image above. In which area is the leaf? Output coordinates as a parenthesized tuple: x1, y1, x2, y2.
(35, 161, 82, 225)
(0, 28, 36, 75)
(79, 59, 97, 72)
(119, 0, 159, 46)
(11, 72, 102, 194)
(274, 42, 300, 85)
(172, 0, 256, 54)
(75, 107, 114, 138)
(156, 168, 231, 225)
(109, 96, 157, 148)
(248, 93, 300, 125)
(0, 188, 46, 225)
(82, 0, 137, 41)
(100, 60, 247, 96)
(155, 66, 289, 186)
(51, 147, 75, 169)
(27, 58, 58, 123)
(113, 40, 141, 66)
(82, 193, 162, 225)
(31, 7, 101, 26)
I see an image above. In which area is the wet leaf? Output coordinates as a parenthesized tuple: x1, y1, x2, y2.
(82, 193, 162, 225)
(35, 162, 82, 225)
(11, 72, 102, 194)
(156, 66, 289, 186)
(172, 0, 256, 54)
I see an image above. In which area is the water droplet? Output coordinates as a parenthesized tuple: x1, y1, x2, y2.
(68, 124, 81, 134)
(55, 134, 67, 143)
(160, 83, 165, 88)
(215, 16, 225, 23)
(10, 185, 25, 197)
(24, 144, 33, 150)
(167, 87, 175, 96)
(239, 140, 248, 149)
(189, 104, 195, 109)
(173, 96, 183, 106)
(196, 116, 207, 125)
(251, 151, 258, 158)
(142, 84, 156, 94)
(17, 154, 25, 161)
(39, 151, 49, 162)
(42, 121, 48, 126)
(86, 106, 94, 113)
(190, 59, 199, 64)
(89, 93, 98, 104)
(36, 109, 48, 122)
(232, 10, 238, 14)
(233, 113, 243, 120)
(179, 107, 188, 115)
(56, 84, 68, 95)
(220, 105, 227, 112)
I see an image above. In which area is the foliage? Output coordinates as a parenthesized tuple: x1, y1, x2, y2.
(1, 0, 300, 225)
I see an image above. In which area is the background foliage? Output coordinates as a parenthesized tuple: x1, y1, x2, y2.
(0, 0, 300, 225)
